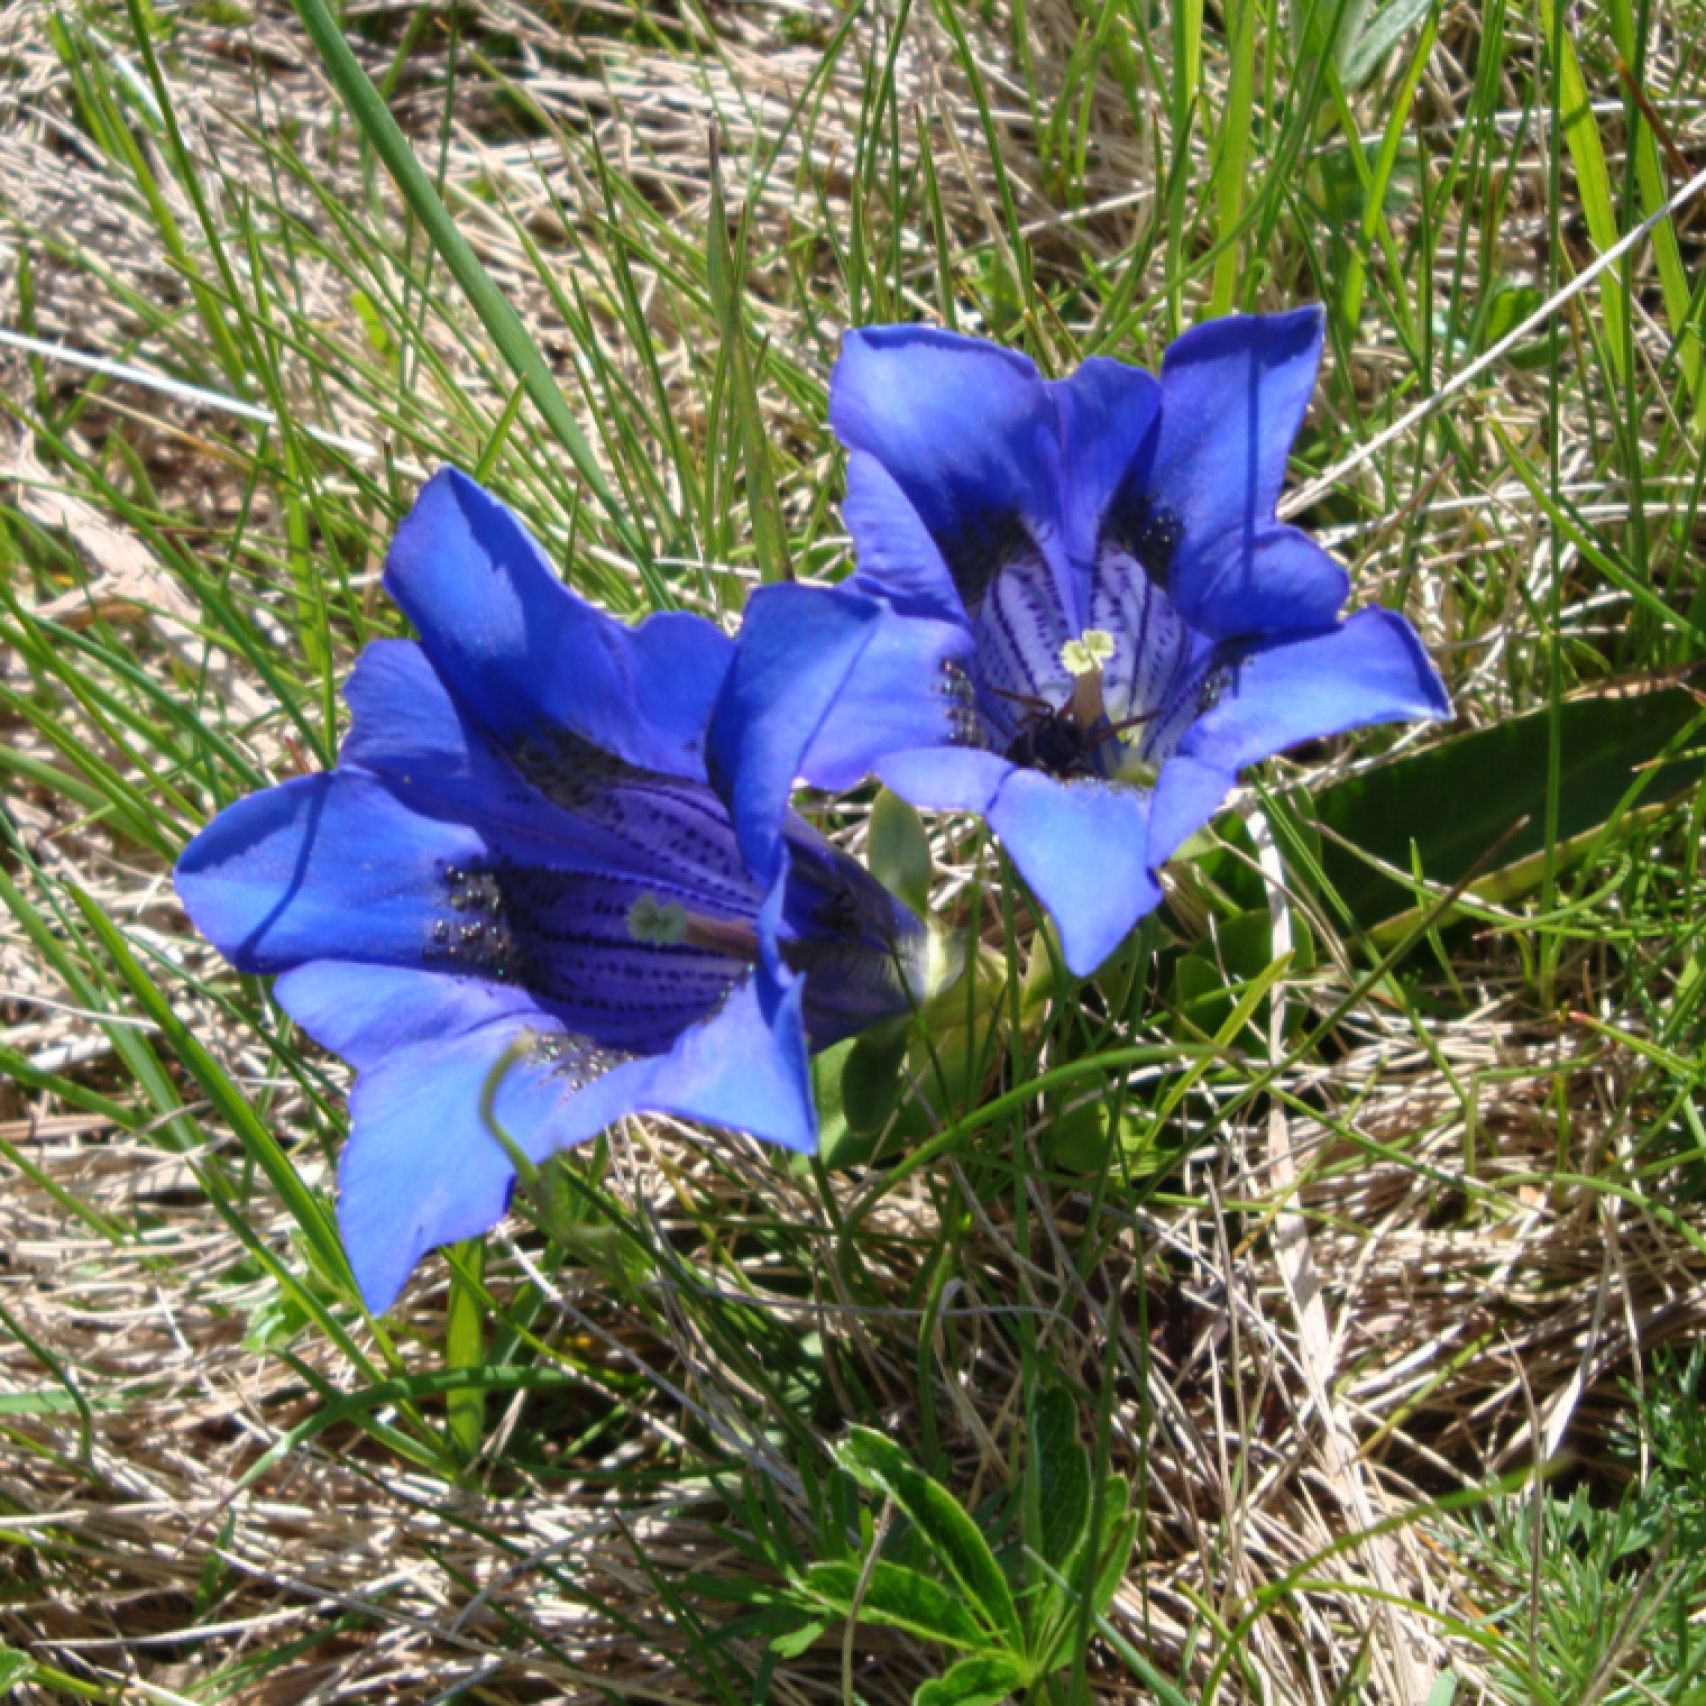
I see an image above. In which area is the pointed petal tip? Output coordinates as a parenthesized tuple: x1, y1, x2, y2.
(1163, 303, 1327, 369)
(1343, 605, 1453, 721)
(985, 769, 1162, 979)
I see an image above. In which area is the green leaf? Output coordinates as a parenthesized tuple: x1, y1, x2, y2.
(836, 1428, 1023, 1649)
(1201, 688, 1704, 936)
(810, 1035, 859, 1164)
(1610, 29, 1705, 423)
(0, 1645, 35, 1689)
(770, 1618, 829, 1660)
(1090, 1491, 1138, 1617)
(869, 786, 934, 918)
(802, 1560, 990, 1652)
(1042, 1099, 1109, 1174)
(1209, 0, 1259, 314)
(444, 1237, 487, 1463)
(1337, 3, 1436, 335)
(913, 1651, 1031, 1706)
(1036, 1473, 1137, 1675)
(1341, 0, 1432, 88)
(1291, 0, 1369, 75)
(1028, 1386, 1092, 1572)
(835, 1024, 909, 1148)
(1330, 688, 1702, 934)
(706, 134, 791, 588)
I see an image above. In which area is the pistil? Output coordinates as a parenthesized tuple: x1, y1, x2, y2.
(626, 892, 760, 960)
(1060, 628, 1115, 729)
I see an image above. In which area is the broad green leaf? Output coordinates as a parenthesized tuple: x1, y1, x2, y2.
(1201, 688, 1704, 935)
(1327, 688, 1702, 935)
(834, 1023, 909, 1150)
(1037, 1473, 1137, 1674)
(869, 786, 934, 918)
(802, 1560, 990, 1652)
(897, 1019, 991, 1138)
(913, 1650, 1031, 1706)
(811, 1035, 860, 1164)
(1043, 1099, 1110, 1173)
(1091, 1492, 1138, 1617)
(837, 1428, 1023, 1648)
(1168, 909, 1313, 1044)
(1028, 1386, 1092, 1571)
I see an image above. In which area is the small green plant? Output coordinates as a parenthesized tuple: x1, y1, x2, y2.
(1462, 1349, 1706, 1703)
(776, 1389, 1137, 1703)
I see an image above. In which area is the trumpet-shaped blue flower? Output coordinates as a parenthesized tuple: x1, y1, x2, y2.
(712, 310, 1451, 977)
(177, 470, 944, 1313)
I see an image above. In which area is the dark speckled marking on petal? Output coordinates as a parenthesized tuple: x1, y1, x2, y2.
(426, 857, 753, 1052)
(525, 1028, 630, 1095)
(507, 727, 758, 911)
(939, 506, 1036, 621)
(968, 545, 1075, 751)
(1101, 488, 1185, 593)
(1139, 648, 1246, 766)
(510, 728, 635, 810)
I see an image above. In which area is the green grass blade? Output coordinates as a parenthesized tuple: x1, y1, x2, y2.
(285, 0, 650, 568)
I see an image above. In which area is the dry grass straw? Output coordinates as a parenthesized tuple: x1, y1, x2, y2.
(3, 0, 1704, 1699)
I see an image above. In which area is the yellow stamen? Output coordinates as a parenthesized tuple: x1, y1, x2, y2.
(1059, 628, 1115, 676)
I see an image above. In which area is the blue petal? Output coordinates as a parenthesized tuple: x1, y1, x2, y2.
(273, 960, 540, 1071)
(708, 582, 975, 885)
(340, 964, 816, 1314)
(628, 954, 815, 1154)
(843, 452, 971, 624)
(337, 1017, 628, 1313)
(1147, 608, 1452, 869)
(877, 746, 1157, 976)
(385, 468, 731, 780)
(985, 770, 1161, 977)
(341, 640, 760, 913)
(1170, 522, 1349, 643)
(1150, 308, 1323, 537)
(780, 829, 945, 1046)
(1138, 309, 1339, 636)
(177, 772, 484, 974)
(831, 327, 1073, 624)
(177, 771, 756, 1053)
(876, 745, 1014, 814)
(1086, 542, 1203, 727)
(340, 640, 558, 830)
(1048, 355, 1163, 568)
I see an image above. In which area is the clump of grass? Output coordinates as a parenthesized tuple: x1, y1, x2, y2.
(3, 0, 1705, 1699)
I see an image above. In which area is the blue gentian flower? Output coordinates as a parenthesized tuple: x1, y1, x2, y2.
(177, 470, 946, 1313)
(712, 309, 1451, 977)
